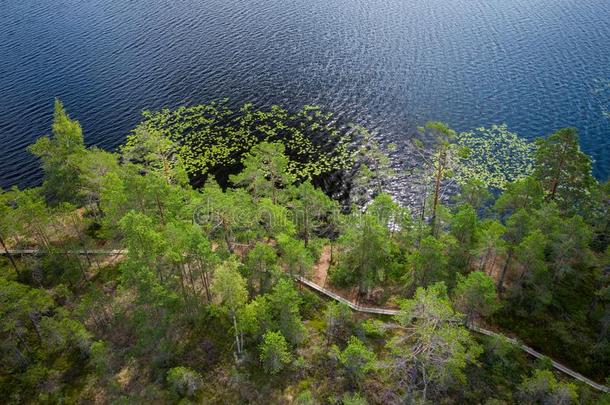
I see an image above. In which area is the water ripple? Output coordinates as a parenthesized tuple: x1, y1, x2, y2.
(0, 0, 609, 190)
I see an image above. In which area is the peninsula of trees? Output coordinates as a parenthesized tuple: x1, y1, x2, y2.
(0, 101, 608, 404)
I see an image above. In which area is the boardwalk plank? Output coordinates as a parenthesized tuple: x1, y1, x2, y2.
(2, 250, 607, 393)
(294, 276, 610, 393)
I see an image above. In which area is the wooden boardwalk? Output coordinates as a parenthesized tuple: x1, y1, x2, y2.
(295, 276, 610, 393)
(3, 249, 125, 255)
(2, 250, 607, 393)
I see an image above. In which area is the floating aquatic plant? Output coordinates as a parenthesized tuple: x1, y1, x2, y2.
(456, 124, 537, 190)
(130, 101, 354, 185)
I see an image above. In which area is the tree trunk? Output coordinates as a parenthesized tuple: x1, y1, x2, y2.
(497, 251, 512, 296)
(223, 223, 234, 254)
(420, 183, 427, 223)
(467, 307, 475, 327)
(422, 366, 429, 404)
(549, 148, 566, 201)
(163, 158, 171, 184)
(34, 223, 51, 250)
(358, 227, 368, 297)
(176, 264, 189, 310)
(0, 234, 21, 277)
(155, 195, 166, 225)
(94, 199, 104, 218)
(71, 215, 99, 272)
(185, 263, 197, 298)
(232, 313, 241, 358)
(431, 151, 445, 236)
(199, 262, 211, 303)
(479, 249, 490, 272)
(303, 214, 309, 247)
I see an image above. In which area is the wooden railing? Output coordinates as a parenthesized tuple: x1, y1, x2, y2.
(294, 276, 610, 393)
(3, 250, 607, 393)
(3, 249, 125, 255)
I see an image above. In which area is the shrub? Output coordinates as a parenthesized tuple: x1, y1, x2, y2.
(342, 392, 368, 405)
(166, 366, 202, 398)
(259, 331, 292, 375)
(360, 319, 385, 339)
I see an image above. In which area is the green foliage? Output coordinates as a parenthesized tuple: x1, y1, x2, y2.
(5, 102, 610, 403)
(518, 369, 578, 404)
(404, 235, 449, 291)
(239, 295, 274, 341)
(277, 234, 313, 279)
(494, 177, 545, 215)
(495, 192, 608, 379)
(289, 181, 338, 245)
(28, 100, 86, 205)
(342, 392, 369, 405)
(533, 127, 594, 213)
(453, 271, 500, 324)
(259, 331, 292, 374)
(0, 278, 91, 402)
(166, 366, 203, 398)
(454, 178, 492, 209)
(413, 122, 460, 233)
(118, 212, 179, 340)
(8, 187, 53, 250)
(449, 204, 479, 270)
(482, 334, 524, 387)
(472, 219, 506, 273)
(196, 181, 259, 251)
(89, 341, 111, 377)
(99, 164, 187, 237)
(325, 302, 353, 344)
(245, 242, 280, 295)
(230, 142, 294, 203)
(450, 204, 478, 247)
(331, 194, 397, 295)
(295, 390, 316, 405)
(509, 230, 551, 311)
(121, 124, 188, 186)
(259, 197, 297, 237)
(360, 319, 386, 339)
(338, 336, 376, 383)
(366, 192, 411, 238)
(269, 279, 306, 345)
(212, 259, 248, 315)
(350, 126, 395, 205)
(587, 180, 610, 252)
(212, 259, 249, 357)
(391, 283, 482, 399)
(163, 219, 219, 303)
(395, 282, 455, 326)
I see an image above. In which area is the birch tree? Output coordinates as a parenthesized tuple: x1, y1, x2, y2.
(212, 259, 248, 359)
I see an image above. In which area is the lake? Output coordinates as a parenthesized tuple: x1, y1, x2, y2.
(1, 0, 609, 190)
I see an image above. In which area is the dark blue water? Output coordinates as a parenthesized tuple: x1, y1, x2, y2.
(1, 0, 609, 189)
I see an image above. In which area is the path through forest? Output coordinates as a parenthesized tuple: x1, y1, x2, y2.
(4, 247, 609, 393)
(294, 274, 610, 393)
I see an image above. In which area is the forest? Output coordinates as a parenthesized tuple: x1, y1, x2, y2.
(0, 100, 608, 404)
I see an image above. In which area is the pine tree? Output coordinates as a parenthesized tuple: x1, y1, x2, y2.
(453, 271, 499, 325)
(28, 100, 86, 205)
(534, 128, 594, 214)
(259, 330, 292, 374)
